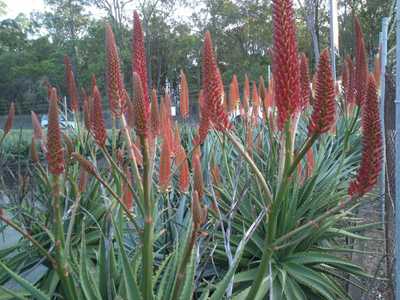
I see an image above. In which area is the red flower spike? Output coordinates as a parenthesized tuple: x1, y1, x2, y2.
(349, 75, 383, 196)
(132, 11, 149, 103)
(308, 49, 336, 135)
(193, 152, 204, 200)
(3, 102, 15, 136)
(47, 88, 65, 175)
(354, 18, 368, 106)
(180, 70, 189, 119)
(91, 84, 107, 147)
(159, 139, 171, 192)
(132, 72, 150, 137)
(201, 31, 230, 139)
(150, 88, 160, 136)
(106, 24, 125, 116)
(82, 95, 91, 132)
(300, 53, 311, 109)
(272, 0, 302, 128)
(64, 55, 79, 112)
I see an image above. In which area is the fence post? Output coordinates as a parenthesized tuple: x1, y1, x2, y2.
(380, 17, 389, 227)
(395, 0, 400, 298)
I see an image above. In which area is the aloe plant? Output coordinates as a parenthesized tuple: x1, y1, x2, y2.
(0, 3, 384, 300)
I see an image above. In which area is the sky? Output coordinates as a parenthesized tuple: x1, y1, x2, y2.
(3, 0, 45, 19)
(2, 0, 193, 21)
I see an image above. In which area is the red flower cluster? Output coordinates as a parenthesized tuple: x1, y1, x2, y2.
(106, 24, 125, 116)
(132, 11, 149, 103)
(159, 139, 171, 192)
(47, 88, 65, 175)
(308, 49, 336, 135)
(349, 75, 383, 196)
(272, 0, 301, 128)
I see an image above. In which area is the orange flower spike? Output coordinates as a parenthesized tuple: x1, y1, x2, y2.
(106, 24, 125, 116)
(308, 49, 336, 135)
(180, 70, 189, 119)
(151, 88, 160, 136)
(30, 111, 43, 140)
(229, 74, 240, 111)
(47, 88, 65, 175)
(132, 72, 150, 137)
(91, 83, 107, 147)
(64, 55, 79, 112)
(192, 152, 204, 200)
(132, 11, 149, 102)
(159, 139, 171, 192)
(272, 0, 302, 128)
(177, 145, 190, 193)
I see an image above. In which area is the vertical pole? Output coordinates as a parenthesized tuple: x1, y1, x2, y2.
(329, 0, 338, 80)
(380, 17, 389, 228)
(395, 0, 400, 298)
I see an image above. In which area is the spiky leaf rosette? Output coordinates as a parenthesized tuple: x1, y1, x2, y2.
(300, 53, 311, 108)
(180, 70, 189, 119)
(349, 75, 383, 196)
(272, 0, 301, 128)
(201, 31, 230, 137)
(46, 88, 64, 175)
(132, 11, 149, 103)
(308, 49, 336, 135)
(354, 18, 368, 106)
(106, 24, 125, 116)
(132, 72, 150, 137)
(91, 82, 107, 147)
(64, 55, 79, 112)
